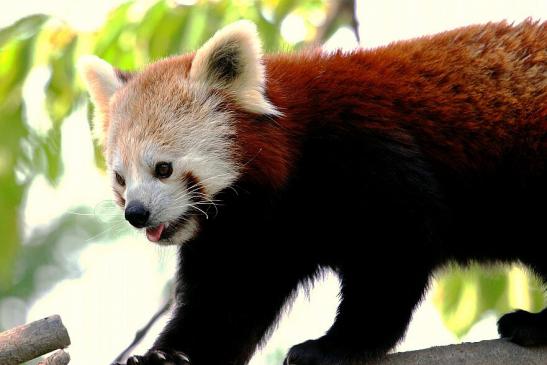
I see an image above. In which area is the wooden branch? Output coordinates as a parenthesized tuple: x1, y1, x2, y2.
(369, 339, 547, 365)
(0, 315, 71, 365)
(38, 350, 70, 365)
(313, 0, 359, 44)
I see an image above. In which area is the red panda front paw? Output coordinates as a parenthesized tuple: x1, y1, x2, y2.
(123, 350, 190, 365)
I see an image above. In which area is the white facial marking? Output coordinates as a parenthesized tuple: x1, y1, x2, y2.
(109, 82, 239, 246)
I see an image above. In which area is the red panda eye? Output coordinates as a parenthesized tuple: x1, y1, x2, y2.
(155, 162, 173, 179)
(115, 172, 125, 187)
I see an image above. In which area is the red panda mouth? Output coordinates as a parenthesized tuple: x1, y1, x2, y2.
(144, 174, 205, 243)
(146, 224, 165, 242)
(144, 213, 191, 243)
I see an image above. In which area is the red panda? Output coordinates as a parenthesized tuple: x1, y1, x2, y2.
(79, 19, 546, 365)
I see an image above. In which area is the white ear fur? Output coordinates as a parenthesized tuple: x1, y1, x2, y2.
(78, 55, 123, 108)
(189, 20, 280, 116)
(78, 55, 124, 143)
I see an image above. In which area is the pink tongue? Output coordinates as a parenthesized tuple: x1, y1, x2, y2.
(146, 224, 165, 242)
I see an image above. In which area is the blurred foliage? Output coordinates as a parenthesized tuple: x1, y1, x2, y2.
(266, 348, 287, 365)
(0, 14, 47, 293)
(434, 264, 544, 338)
(0, 0, 543, 345)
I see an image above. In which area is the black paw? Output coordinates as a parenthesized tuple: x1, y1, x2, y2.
(285, 339, 328, 365)
(285, 339, 375, 365)
(119, 350, 190, 365)
(498, 309, 547, 346)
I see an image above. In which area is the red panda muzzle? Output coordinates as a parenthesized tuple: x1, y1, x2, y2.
(146, 224, 165, 242)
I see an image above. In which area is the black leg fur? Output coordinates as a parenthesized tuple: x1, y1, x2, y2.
(284, 222, 436, 365)
(147, 245, 314, 365)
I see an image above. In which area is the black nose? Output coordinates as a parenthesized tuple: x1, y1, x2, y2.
(125, 201, 150, 228)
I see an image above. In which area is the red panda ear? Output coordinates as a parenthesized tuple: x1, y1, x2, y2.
(78, 55, 128, 143)
(189, 21, 280, 116)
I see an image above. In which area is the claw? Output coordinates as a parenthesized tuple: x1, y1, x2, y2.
(121, 350, 190, 365)
(127, 356, 141, 365)
(174, 352, 190, 363)
(153, 351, 167, 361)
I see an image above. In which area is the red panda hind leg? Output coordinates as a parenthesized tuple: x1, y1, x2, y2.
(498, 265, 547, 346)
(285, 265, 432, 365)
(280, 130, 442, 365)
(498, 309, 547, 346)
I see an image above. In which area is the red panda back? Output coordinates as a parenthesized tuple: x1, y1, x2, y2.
(257, 20, 546, 180)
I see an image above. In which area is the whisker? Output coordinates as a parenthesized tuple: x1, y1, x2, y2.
(85, 221, 127, 242)
(66, 211, 120, 217)
(167, 194, 222, 216)
(187, 204, 209, 220)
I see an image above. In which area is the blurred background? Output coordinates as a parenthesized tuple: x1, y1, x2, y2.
(0, 1, 546, 364)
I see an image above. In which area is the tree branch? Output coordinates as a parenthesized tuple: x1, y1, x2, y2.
(38, 350, 70, 365)
(313, 0, 359, 44)
(370, 339, 547, 365)
(0, 315, 70, 365)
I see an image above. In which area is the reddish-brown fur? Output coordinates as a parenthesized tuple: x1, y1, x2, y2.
(232, 20, 546, 187)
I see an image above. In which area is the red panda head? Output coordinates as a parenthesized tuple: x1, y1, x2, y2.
(79, 21, 281, 245)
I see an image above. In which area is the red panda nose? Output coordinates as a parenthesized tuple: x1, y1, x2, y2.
(125, 201, 150, 228)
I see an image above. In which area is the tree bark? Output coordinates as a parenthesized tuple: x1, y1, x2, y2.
(0, 315, 70, 365)
(371, 339, 547, 365)
(38, 350, 70, 365)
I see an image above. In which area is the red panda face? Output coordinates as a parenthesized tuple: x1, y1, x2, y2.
(107, 75, 240, 245)
(79, 21, 280, 245)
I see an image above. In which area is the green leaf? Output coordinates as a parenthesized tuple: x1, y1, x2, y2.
(435, 265, 545, 338)
(0, 38, 36, 104)
(178, 5, 208, 52)
(147, 4, 190, 59)
(93, 2, 136, 69)
(0, 14, 47, 47)
(45, 35, 78, 126)
(477, 271, 507, 313)
(40, 129, 63, 185)
(435, 268, 464, 319)
(442, 272, 481, 337)
(134, 1, 169, 64)
(0, 31, 42, 289)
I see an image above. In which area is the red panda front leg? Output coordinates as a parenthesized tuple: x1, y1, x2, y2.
(122, 238, 309, 365)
